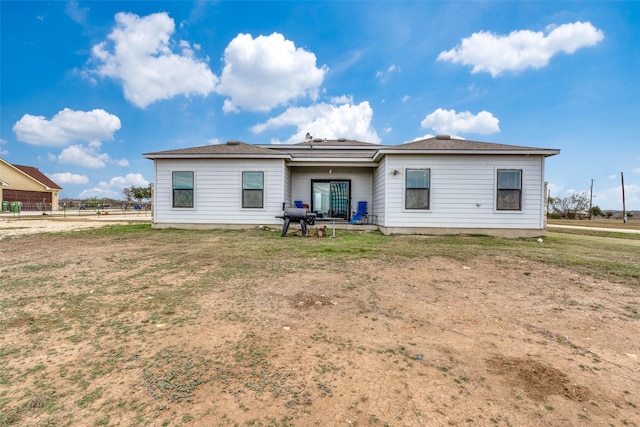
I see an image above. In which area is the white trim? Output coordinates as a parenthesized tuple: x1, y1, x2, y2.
(540, 157, 547, 229)
(402, 167, 432, 213)
(374, 148, 560, 161)
(170, 169, 196, 210)
(241, 170, 266, 210)
(0, 158, 61, 191)
(493, 167, 524, 214)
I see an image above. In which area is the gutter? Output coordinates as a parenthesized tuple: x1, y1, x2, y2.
(373, 149, 561, 162)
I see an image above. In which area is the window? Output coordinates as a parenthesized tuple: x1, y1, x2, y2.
(405, 169, 430, 209)
(242, 171, 264, 208)
(496, 169, 522, 210)
(172, 171, 194, 208)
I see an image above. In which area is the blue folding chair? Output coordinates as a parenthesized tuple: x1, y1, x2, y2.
(350, 201, 368, 224)
(294, 200, 304, 208)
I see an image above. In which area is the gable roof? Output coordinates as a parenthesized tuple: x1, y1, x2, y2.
(376, 136, 560, 158)
(291, 138, 380, 147)
(143, 141, 288, 159)
(393, 136, 547, 151)
(143, 135, 560, 162)
(0, 159, 63, 190)
(265, 138, 379, 164)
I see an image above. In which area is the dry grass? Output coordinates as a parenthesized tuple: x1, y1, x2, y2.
(1, 225, 639, 426)
(548, 218, 640, 230)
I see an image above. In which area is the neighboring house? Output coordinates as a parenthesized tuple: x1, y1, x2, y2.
(0, 158, 63, 211)
(143, 135, 560, 237)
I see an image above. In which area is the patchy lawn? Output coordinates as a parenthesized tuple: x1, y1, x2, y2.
(1, 224, 639, 426)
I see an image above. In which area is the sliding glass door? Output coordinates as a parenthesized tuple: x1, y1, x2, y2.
(311, 180, 350, 220)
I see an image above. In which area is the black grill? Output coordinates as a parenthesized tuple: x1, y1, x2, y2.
(277, 207, 316, 237)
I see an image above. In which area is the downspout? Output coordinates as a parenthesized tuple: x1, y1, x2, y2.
(540, 156, 546, 230)
(281, 159, 286, 214)
(151, 163, 157, 224)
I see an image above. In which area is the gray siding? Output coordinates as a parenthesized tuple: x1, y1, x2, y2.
(372, 157, 387, 225)
(283, 166, 292, 211)
(149, 151, 551, 233)
(153, 158, 285, 225)
(383, 155, 546, 229)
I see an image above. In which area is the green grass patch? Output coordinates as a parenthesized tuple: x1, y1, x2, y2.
(1, 224, 638, 425)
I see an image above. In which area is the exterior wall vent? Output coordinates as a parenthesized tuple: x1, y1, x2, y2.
(435, 134, 451, 140)
(226, 140, 241, 145)
(312, 138, 323, 142)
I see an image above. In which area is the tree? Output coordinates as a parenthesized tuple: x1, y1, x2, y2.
(548, 192, 589, 219)
(590, 205, 603, 218)
(122, 187, 133, 204)
(130, 185, 151, 203)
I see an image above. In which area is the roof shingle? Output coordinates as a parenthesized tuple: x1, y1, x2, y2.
(12, 164, 63, 190)
(144, 141, 284, 157)
(391, 137, 549, 151)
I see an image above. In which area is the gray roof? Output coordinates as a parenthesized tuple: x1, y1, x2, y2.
(391, 136, 554, 152)
(290, 152, 377, 159)
(143, 135, 559, 160)
(143, 141, 286, 158)
(291, 138, 380, 147)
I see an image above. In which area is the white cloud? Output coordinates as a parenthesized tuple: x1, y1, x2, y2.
(58, 145, 108, 168)
(217, 32, 328, 112)
(407, 133, 469, 143)
(78, 173, 149, 199)
(402, 95, 410, 103)
(633, 168, 640, 175)
(109, 173, 149, 188)
(376, 64, 399, 82)
(13, 108, 121, 146)
(330, 95, 353, 104)
(438, 21, 604, 77)
(420, 108, 500, 135)
(47, 172, 89, 185)
(77, 187, 118, 198)
(208, 138, 223, 145)
(546, 183, 564, 196)
(594, 184, 640, 210)
(608, 174, 618, 179)
(0, 138, 8, 156)
(65, 0, 88, 26)
(89, 12, 218, 108)
(406, 133, 435, 143)
(251, 100, 380, 144)
(55, 143, 128, 169)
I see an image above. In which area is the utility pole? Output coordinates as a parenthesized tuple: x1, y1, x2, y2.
(621, 172, 626, 223)
(589, 178, 594, 220)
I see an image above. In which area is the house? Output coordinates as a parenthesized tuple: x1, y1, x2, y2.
(0, 158, 63, 211)
(143, 135, 560, 237)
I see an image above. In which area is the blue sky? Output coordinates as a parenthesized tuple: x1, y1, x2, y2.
(1, 1, 638, 210)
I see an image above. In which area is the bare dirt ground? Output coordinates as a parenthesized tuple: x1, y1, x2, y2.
(1, 219, 639, 426)
(0, 218, 135, 240)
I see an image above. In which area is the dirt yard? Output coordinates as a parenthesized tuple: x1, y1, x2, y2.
(1, 219, 639, 426)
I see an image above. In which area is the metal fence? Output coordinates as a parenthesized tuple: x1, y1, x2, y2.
(1, 201, 152, 217)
